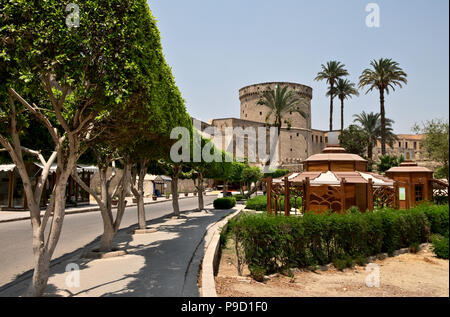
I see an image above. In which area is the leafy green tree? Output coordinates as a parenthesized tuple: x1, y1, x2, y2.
(413, 119, 449, 181)
(241, 166, 263, 199)
(315, 61, 349, 131)
(339, 125, 368, 157)
(327, 78, 359, 132)
(359, 58, 408, 155)
(0, 0, 187, 296)
(228, 161, 247, 195)
(188, 134, 226, 211)
(264, 169, 290, 179)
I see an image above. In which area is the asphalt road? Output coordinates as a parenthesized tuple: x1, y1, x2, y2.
(0, 196, 216, 287)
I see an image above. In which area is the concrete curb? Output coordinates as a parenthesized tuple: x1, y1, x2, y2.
(200, 206, 244, 297)
(0, 194, 217, 224)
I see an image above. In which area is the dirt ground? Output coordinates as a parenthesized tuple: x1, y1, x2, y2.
(215, 240, 449, 297)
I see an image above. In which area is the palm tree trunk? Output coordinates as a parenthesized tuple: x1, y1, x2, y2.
(329, 82, 334, 131)
(277, 122, 282, 166)
(340, 97, 344, 132)
(379, 89, 386, 155)
(368, 142, 373, 165)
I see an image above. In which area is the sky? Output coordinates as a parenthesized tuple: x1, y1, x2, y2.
(148, 0, 449, 134)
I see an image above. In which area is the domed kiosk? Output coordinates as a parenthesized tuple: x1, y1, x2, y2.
(266, 136, 397, 214)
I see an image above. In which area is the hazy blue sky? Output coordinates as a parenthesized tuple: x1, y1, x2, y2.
(149, 0, 449, 133)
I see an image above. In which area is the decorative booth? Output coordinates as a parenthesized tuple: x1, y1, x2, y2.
(266, 145, 397, 214)
(386, 161, 449, 208)
(0, 163, 96, 211)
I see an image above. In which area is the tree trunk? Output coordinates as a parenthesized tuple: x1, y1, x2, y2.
(171, 175, 180, 217)
(340, 97, 344, 132)
(329, 82, 334, 131)
(223, 179, 228, 197)
(28, 241, 50, 297)
(368, 143, 373, 165)
(197, 173, 204, 211)
(380, 89, 386, 156)
(277, 123, 282, 166)
(28, 171, 70, 296)
(137, 164, 147, 229)
(99, 223, 115, 252)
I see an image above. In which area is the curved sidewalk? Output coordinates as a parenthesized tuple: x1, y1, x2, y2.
(1, 204, 242, 297)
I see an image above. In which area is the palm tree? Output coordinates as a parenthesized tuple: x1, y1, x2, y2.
(257, 85, 308, 164)
(315, 61, 349, 131)
(359, 58, 407, 155)
(327, 78, 359, 132)
(353, 111, 397, 164)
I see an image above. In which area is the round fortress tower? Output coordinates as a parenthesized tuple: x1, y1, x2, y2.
(239, 82, 313, 130)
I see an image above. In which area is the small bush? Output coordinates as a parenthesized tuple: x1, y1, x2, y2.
(245, 195, 267, 211)
(409, 242, 420, 254)
(245, 195, 302, 212)
(354, 255, 367, 266)
(419, 203, 449, 235)
(431, 234, 449, 259)
(249, 264, 266, 282)
(333, 256, 354, 271)
(233, 194, 245, 201)
(214, 197, 236, 209)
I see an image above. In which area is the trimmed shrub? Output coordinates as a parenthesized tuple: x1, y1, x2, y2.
(419, 203, 449, 235)
(245, 195, 267, 211)
(229, 204, 448, 277)
(214, 197, 236, 209)
(431, 234, 449, 259)
(233, 194, 245, 201)
(245, 195, 302, 212)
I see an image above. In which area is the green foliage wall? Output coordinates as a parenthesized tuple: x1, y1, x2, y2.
(230, 204, 448, 275)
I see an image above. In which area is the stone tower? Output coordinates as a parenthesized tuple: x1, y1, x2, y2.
(239, 82, 313, 129)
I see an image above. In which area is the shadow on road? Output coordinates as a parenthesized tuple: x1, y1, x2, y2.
(0, 204, 234, 297)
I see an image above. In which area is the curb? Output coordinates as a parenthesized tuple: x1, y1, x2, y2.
(0, 194, 217, 224)
(200, 206, 243, 297)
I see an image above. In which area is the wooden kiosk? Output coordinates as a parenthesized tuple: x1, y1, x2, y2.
(267, 144, 397, 214)
(385, 161, 445, 208)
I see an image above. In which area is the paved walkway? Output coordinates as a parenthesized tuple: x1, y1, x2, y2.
(0, 192, 220, 223)
(1, 204, 243, 297)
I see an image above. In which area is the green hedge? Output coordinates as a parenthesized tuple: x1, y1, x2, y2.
(230, 204, 448, 276)
(245, 195, 302, 212)
(214, 197, 236, 209)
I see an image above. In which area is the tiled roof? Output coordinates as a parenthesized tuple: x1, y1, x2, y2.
(305, 153, 367, 162)
(274, 170, 393, 186)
